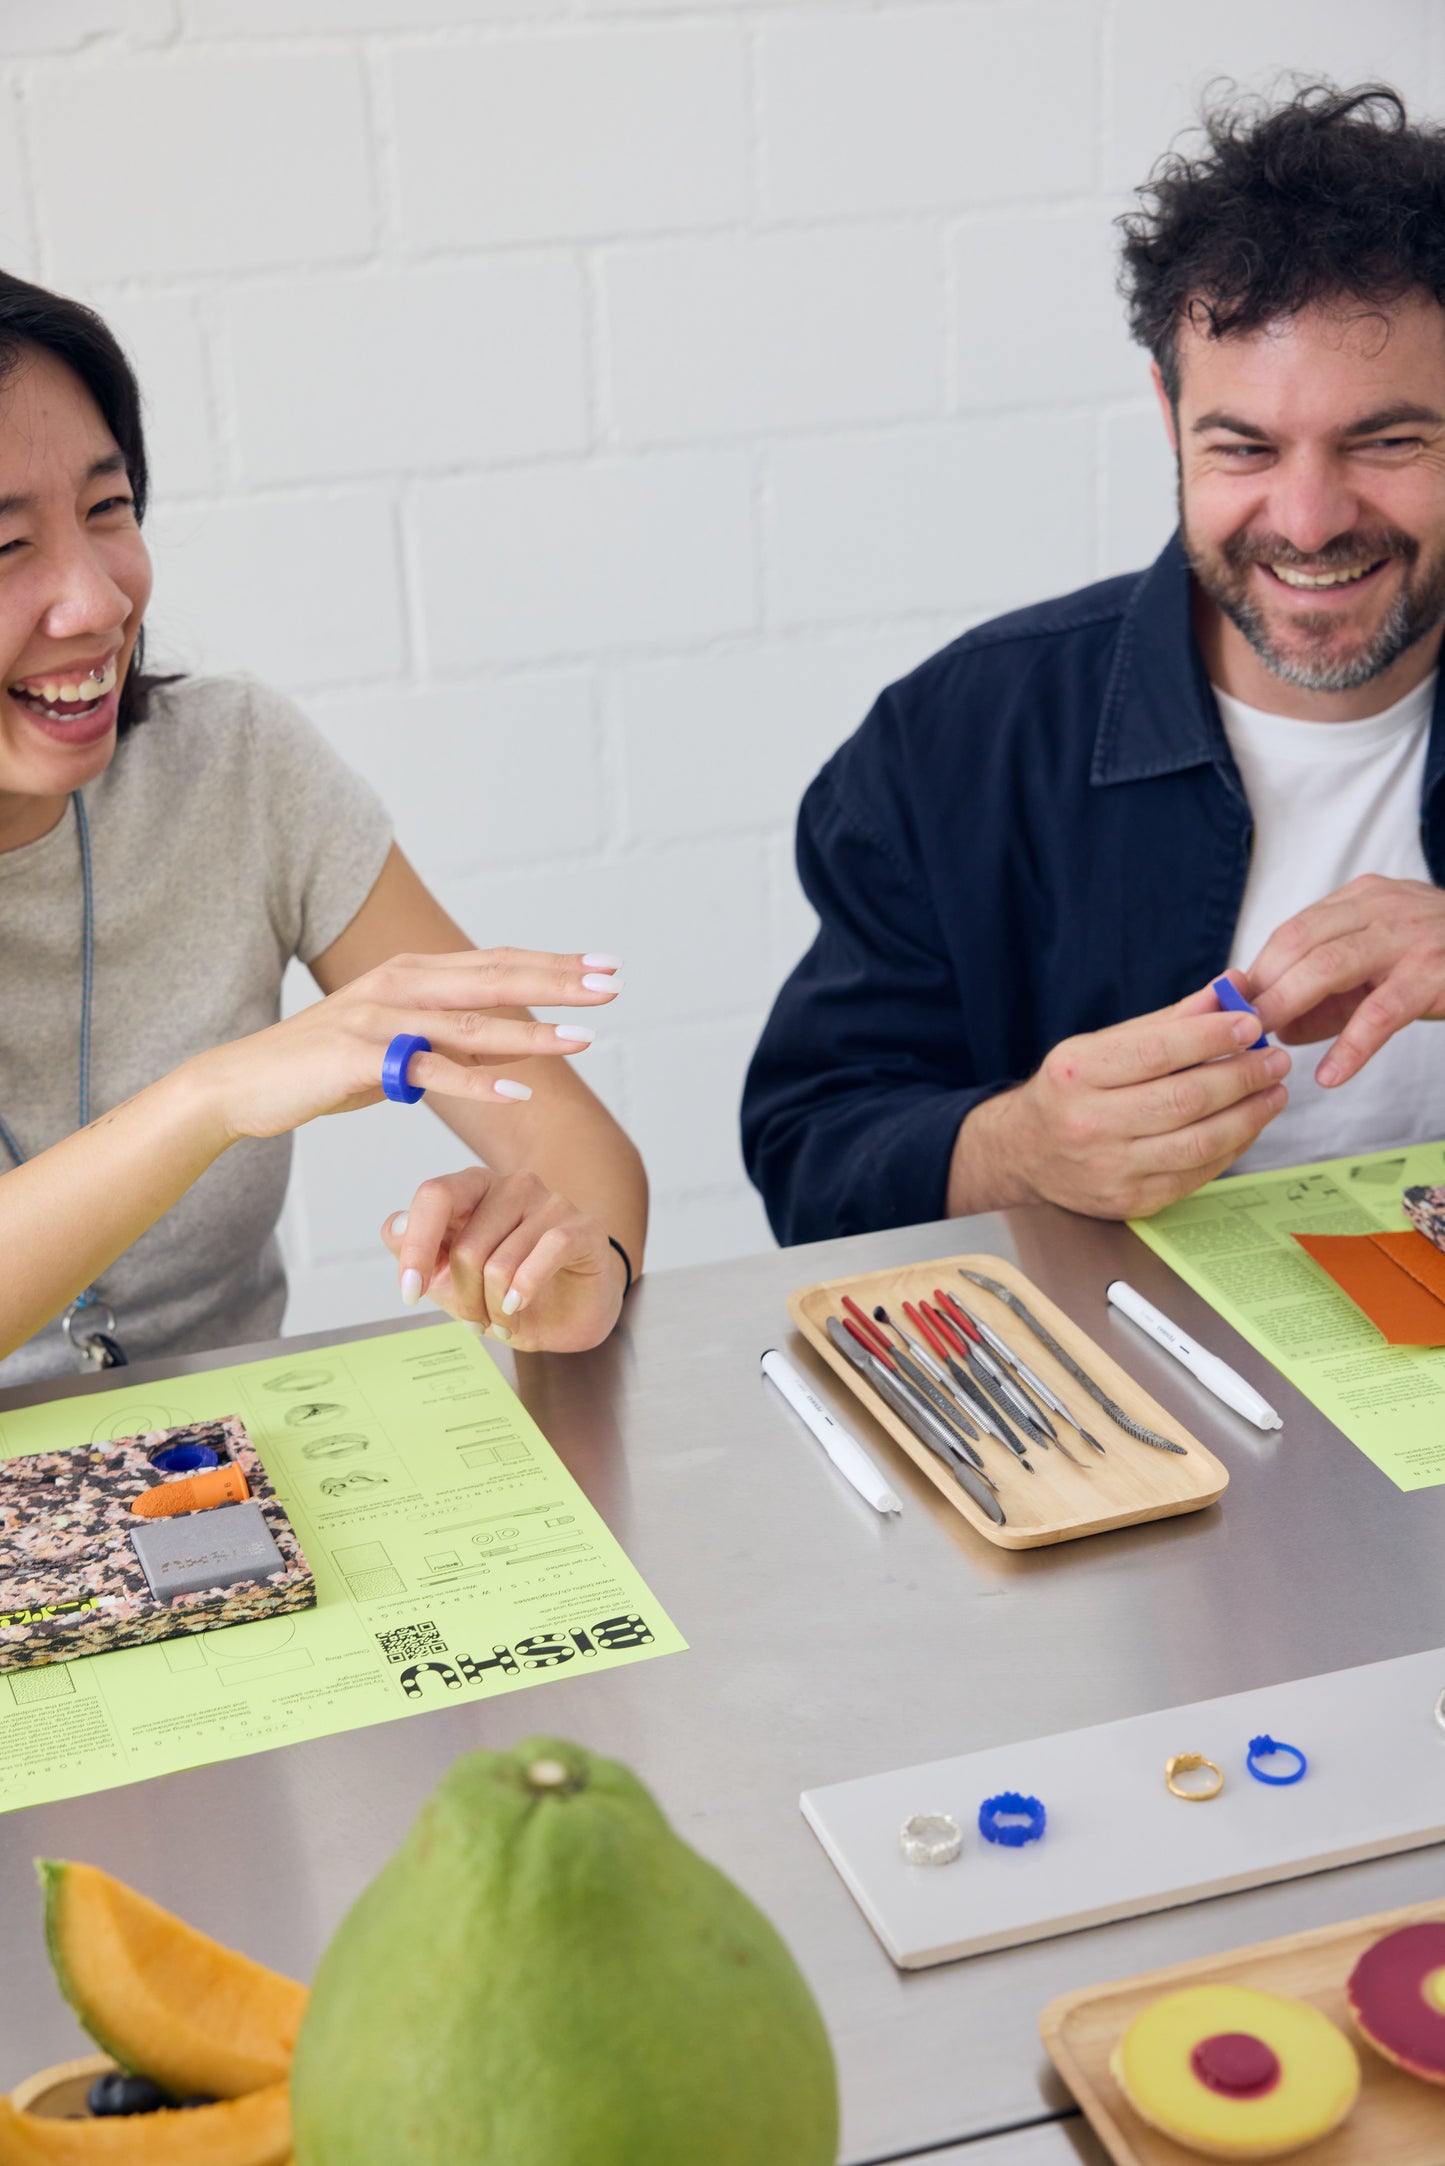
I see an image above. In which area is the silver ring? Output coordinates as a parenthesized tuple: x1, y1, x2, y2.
(1433, 1687, 1445, 1737)
(899, 1811, 962, 1866)
(62, 1301, 116, 1346)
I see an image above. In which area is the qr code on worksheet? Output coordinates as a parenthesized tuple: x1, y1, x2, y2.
(375, 1620, 448, 1664)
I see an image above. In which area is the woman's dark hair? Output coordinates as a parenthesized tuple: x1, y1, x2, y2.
(1118, 83, 1445, 404)
(0, 268, 162, 733)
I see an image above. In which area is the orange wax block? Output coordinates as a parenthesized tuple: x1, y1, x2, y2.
(130, 1463, 250, 1519)
(1294, 1232, 1445, 1346)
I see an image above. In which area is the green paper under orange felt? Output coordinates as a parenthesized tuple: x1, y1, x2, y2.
(1293, 1233, 1445, 1346)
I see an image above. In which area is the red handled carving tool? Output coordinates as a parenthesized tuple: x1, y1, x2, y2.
(932, 1291, 1088, 1469)
(943, 1290, 1106, 1456)
(957, 1268, 1183, 1454)
(838, 1299, 990, 1470)
(902, 1300, 1033, 1471)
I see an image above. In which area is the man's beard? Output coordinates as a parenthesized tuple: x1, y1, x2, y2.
(1182, 505, 1445, 692)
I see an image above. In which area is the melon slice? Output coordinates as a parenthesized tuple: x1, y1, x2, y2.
(40, 1861, 306, 2100)
(0, 2084, 291, 2164)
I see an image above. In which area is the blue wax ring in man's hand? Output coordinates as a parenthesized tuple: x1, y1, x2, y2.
(1212, 975, 1269, 1049)
(978, 1790, 1047, 1847)
(382, 1033, 432, 1105)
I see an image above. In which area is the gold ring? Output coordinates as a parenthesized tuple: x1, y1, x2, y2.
(1166, 1751, 1224, 1802)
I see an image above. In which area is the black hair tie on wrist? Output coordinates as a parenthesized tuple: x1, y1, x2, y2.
(607, 1235, 634, 1298)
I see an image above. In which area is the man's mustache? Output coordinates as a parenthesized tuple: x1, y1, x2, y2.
(1220, 527, 1419, 572)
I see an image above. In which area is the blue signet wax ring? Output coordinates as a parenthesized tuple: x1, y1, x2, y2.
(150, 1442, 219, 1475)
(1246, 1734, 1308, 1785)
(381, 1033, 431, 1105)
(978, 1791, 1047, 1847)
(1212, 975, 1269, 1050)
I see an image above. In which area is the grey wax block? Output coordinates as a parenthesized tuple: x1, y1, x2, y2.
(129, 1501, 284, 1603)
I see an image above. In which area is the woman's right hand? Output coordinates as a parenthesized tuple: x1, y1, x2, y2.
(192, 949, 621, 1143)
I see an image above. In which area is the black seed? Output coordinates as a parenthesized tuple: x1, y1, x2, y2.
(88, 2071, 168, 2116)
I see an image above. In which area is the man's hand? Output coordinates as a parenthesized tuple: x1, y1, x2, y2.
(1245, 874, 1445, 1087)
(947, 984, 1291, 1220)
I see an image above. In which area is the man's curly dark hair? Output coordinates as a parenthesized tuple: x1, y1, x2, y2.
(1119, 82, 1445, 404)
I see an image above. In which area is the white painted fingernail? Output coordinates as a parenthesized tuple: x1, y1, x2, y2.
(390, 1210, 409, 1237)
(582, 973, 623, 993)
(501, 1288, 522, 1315)
(401, 1268, 423, 1306)
(582, 953, 621, 970)
(554, 1025, 594, 1043)
(493, 1078, 532, 1101)
(466, 1321, 486, 1339)
(487, 1323, 513, 1343)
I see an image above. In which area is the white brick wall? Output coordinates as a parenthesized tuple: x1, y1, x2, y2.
(4, 0, 1441, 1330)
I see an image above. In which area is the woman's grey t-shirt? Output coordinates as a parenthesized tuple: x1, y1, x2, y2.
(0, 675, 392, 1390)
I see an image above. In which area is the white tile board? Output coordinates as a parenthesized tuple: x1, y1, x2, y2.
(800, 1646, 1445, 1969)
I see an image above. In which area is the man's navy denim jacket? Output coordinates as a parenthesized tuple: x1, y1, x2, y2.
(741, 532, 1445, 1247)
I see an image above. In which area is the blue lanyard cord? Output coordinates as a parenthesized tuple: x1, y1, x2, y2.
(0, 793, 99, 1311)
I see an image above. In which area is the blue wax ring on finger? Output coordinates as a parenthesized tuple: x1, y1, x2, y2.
(1211, 976, 1269, 1050)
(978, 1791, 1046, 1847)
(382, 1033, 432, 1105)
(1246, 1734, 1307, 1785)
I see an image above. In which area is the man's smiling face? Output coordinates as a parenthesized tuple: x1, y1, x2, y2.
(1164, 292, 1445, 695)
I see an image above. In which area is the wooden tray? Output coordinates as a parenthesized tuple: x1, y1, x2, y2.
(1040, 1897, 1445, 2163)
(788, 1252, 1226, 1549)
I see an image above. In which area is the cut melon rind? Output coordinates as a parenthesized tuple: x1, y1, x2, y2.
(0, 2083, 291, 2163)
(40, 1860, 306, 2101)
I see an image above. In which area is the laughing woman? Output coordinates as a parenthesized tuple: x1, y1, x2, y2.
(0, 272, 645, 1384)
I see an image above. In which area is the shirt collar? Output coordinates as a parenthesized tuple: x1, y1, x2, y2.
(1092, 531, 1227, 787)
(1095, 528, 1445, 805)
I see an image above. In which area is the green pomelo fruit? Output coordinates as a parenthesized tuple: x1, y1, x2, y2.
(290, 1737, 838, 2165)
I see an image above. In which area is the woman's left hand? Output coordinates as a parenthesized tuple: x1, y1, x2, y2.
(381, 1168, 627, 1352)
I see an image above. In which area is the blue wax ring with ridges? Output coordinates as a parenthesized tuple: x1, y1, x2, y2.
(381, 1033, 431, 1105)
(1246, 1733, 1308, 1785)
(149, 1442, 218, 1475)
(978, 1790, 1046, 1847)
(1211, 976, 1269, 1049)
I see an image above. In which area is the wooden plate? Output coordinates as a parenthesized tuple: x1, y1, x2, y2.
(788, 1252, 1226, 1549)
(1039, 1898, 1445, 2163)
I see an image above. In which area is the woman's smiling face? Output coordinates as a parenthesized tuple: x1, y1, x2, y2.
(0, 344, 151, 839)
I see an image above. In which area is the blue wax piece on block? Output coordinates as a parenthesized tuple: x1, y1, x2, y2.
(1211, 975, 1269, 1049)
(150, 1442, 219, 1475)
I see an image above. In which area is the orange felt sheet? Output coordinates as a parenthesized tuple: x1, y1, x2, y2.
(1372, 1228, 1445, 1307)
(1294, 1231, 1445, 1346)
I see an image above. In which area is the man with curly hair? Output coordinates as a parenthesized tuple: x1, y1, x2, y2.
(744, 83, 1445, 1241)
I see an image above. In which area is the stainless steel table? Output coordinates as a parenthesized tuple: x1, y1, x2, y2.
(2, 1205, 1442, 2163)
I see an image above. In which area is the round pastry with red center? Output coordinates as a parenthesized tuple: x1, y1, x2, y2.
(1110, 1983, 1361, 2158)
(1347, 1920, 1445, 2082)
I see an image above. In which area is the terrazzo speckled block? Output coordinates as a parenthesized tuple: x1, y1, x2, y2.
(0, 1417, 314, 1671)
(1404, 1185, 1445, 1257)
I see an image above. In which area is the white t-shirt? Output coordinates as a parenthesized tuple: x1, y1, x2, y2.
(1217, 672, 1441, 1174)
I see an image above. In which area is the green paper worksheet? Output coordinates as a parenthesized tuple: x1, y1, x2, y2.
(1130, 1139, 1445, 1492)
(0, 1323, 685, 1813)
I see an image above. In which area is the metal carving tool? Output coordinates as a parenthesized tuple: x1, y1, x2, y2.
(835, 1318, 1000, 1496)
(928, 1291, 1056, 1444)
(932, 1291, 1089, 1468)
(957, 1269, 1186, 1455)
(944, 1292, 1106, 1456)
(904, 1300, 1035, 1471)
(872, 1302, 1032, 1474)
(839, 1297, 986, 1458)
(884, 1298, 1015, 1449)
(827, 1318, 1006, 1525)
